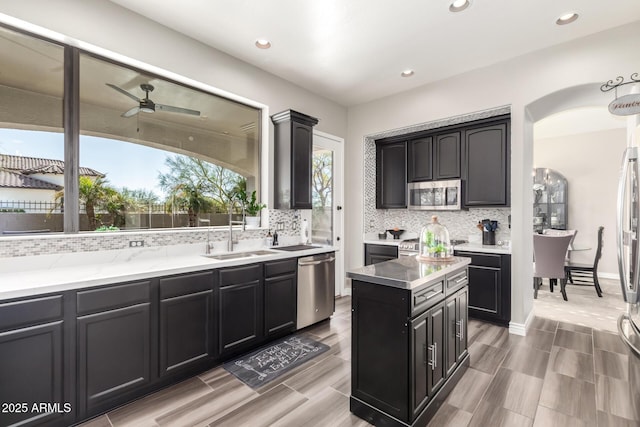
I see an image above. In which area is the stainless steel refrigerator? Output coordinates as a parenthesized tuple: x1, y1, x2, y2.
(616, 147, 640, 393)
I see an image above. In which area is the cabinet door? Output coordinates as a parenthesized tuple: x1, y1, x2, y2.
(0, 321, 66, 427)
(434, 132, 460, 179)
(77, 303, 152, 417)
(464, 122, 509, 206)
(364, 244, 398, 266)
(427, 302, 446, 396)
(376, 140, 407, 208)
(159, 271, 215, 377)
(264, 272, 297, 338)
(445, 297, 458, 378)
(218, 264, 263, 357)
(291, 120, 313, 209)
(410, 311, 429, 419)
(467, 265, 501, 317)
(408, 137, 433, 182)
(456, 288, 468, 364)
(159, 290, 214, 377)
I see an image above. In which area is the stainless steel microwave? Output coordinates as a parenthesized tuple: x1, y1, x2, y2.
(408, 179, 463, 210)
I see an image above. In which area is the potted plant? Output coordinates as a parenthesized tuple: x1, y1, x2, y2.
(240, 189, 266, 228)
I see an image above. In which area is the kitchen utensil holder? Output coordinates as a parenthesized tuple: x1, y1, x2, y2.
(482, 230, 496, 245)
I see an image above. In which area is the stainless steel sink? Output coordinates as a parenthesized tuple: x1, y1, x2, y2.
(202, 249, 278, 260)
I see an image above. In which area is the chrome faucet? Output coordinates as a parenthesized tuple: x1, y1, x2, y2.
(228, 197, 246, 251)
(198, 218, 212, 254)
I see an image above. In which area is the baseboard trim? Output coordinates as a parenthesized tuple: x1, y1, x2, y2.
(509, 310, 535, 336)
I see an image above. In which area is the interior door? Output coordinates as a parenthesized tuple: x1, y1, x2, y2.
(311, 130, 344, 296)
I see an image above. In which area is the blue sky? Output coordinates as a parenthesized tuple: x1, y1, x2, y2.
(0, 128, 171, 197)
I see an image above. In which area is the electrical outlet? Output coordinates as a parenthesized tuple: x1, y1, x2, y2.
(129, 240, 144, 247)
(276, 221, 285, 231)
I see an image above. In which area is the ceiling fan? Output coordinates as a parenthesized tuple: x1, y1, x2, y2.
(106, 83, 201, 118)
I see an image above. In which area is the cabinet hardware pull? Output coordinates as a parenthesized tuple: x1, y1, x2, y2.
(456, 320, 462, 339)
(428, 343, 437, 370)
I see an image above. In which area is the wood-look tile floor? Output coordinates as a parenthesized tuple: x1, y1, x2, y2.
(80, 296, 640, 427)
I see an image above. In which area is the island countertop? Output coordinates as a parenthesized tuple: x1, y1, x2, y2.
(347, 255, 471, 290)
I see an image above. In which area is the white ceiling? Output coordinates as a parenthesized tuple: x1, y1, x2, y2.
(109, 0, 640, 107)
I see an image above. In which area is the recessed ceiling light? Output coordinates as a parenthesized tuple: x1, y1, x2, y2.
(255, 39, 271, 49)
(449, 0, 471, 12)
(401, 69, 414, 77)
(556, 12, 578, 25)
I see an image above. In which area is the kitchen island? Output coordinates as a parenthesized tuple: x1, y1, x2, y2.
(348, 255, 471, 427)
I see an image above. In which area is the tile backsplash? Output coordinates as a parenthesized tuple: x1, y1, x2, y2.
(363, 106, 512, 244)
(0, 209, 300, 258)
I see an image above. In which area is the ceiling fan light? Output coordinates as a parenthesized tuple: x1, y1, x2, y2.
(140, 107, 154, 113)
(449, 0, 470, 13)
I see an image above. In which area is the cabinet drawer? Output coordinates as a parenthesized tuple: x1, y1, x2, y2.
(219, 263, 262, 287)
(0, 295, 63, 331)
(77, 280, 151, 315)
(455, 251, 501, 268)
(412, 281, 444, 315)
(265, 258, 297, 277)
(447, 269, 468, 291)
(160, 271, 213, 300)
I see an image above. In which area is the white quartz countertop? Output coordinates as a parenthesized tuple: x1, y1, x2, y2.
(0, 243, 336, 301)
(363, 235, 511, 255)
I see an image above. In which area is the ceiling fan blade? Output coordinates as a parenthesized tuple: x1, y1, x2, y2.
(156, 103, 201, 116)
(121, 106, 140, 118)
(106, 83, 142, 102)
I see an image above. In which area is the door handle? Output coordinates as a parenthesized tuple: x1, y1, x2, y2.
(337, 205, 342, 210)
(298, 256, 336, 266)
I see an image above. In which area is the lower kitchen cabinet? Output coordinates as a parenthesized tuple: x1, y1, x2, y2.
(159, 271, 216, 378)
(76, 280, 154, 419)
(410, 301, 446, 419)
(0, 295, 70, 427)
(351, 266, 469, 426)
(454, 251, 511, 326)
(364, 243, 398, 265)
(218, 263, 264, 358)
(264, 259, 297, 338)
(446, 288, 468, 377)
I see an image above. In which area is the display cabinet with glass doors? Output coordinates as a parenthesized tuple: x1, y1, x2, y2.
(533, 168, 568, 232)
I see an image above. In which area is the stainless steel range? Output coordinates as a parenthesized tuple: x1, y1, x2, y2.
(398, 238, 468, 257)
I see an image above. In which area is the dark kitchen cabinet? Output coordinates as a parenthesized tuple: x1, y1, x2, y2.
(376, 140, 407, 208)
(351, 266, 469, 426)
(463, 121, 510, 206)
(264, 259, 297, 338)
(410, 301, 446, 419)
(454, 251, 511, 326)
(218, 263, 264, 358)
(76, 280, 154, 418)
(364, 243, 398, 265)
(0, 295, 71, 427)
(271, 109, 319, 210)
(446, 288, 468, 377)
(159, 271, 216, 378)
(408, 136, 433, 181)
(434, 132, 461, 180)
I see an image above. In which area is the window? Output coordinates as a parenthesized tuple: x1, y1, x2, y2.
(0, 24, 262, 235)
(0, 26, 64, 234)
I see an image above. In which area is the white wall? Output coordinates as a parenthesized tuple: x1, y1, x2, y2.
(346, 22, 640, 329)
(0, 0, 347, 141)
(535, 128, 626, 276)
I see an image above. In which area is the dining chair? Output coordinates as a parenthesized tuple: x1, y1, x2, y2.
(533, 233, 573, 301)
(564, 226, 604, 297)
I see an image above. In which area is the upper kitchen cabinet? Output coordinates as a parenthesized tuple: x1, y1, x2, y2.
(463, 119, 510, 207)
(271, 110, 319, 210)
(434, 132, 461, 180)
(407, 132, 460, 182)
(408, 136, 433, 181)
(376, 140, 407, 208)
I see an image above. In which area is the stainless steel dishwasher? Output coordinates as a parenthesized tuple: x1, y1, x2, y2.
(297, 252, 336, 329)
